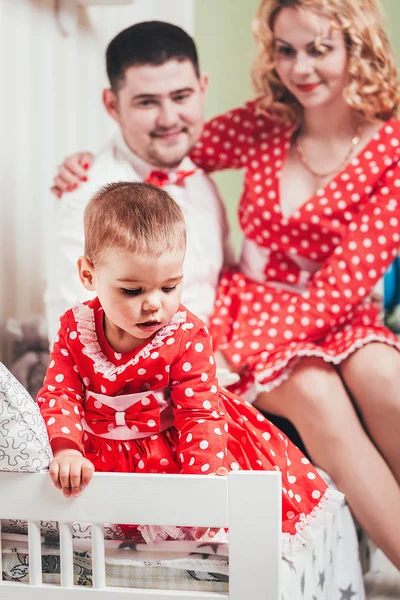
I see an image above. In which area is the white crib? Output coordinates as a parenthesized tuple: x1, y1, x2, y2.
(0, 470, 282, 599)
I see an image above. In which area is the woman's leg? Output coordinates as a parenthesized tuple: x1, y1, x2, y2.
(254, 357, 400, 570)
(338, 342, 400, 482)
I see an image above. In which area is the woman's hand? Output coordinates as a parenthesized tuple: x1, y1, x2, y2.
(215, 350, 241, 387)
(50, 152, 94, 198)
(49, 448, 94, 498)
(194, 466, 229, 540)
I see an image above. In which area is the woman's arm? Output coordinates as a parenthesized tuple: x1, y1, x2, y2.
(190, 101, 270, 173)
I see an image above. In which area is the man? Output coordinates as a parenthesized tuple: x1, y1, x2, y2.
(46, 21, 233, 342)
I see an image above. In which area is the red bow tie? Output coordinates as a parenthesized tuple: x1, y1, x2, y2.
(85, 393, 162, 436)
(144, 168, 200, 188)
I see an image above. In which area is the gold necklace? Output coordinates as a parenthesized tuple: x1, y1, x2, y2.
(294, 124, 363, 180)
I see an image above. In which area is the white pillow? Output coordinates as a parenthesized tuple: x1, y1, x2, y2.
(0, 365, 129, 541)
(0, 362, 52, 471)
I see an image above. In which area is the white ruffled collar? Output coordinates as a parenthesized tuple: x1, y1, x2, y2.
(72, 301, 187, 382)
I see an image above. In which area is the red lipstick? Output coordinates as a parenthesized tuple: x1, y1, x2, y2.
(296, 82, 321, 93)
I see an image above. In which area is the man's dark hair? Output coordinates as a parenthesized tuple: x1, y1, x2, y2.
(106, 21, 200, 92)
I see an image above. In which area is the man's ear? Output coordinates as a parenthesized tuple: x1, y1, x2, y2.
(199, 72, 209, 95)
(78, 256, 96, 291)
(103, 88, 120, 124)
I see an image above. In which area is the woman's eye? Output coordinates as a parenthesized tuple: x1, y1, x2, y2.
(122, 288, 142, 296)
(309, 45, 330, 57)
(276, 46, 295, 57)
(162, 286, 177, 293)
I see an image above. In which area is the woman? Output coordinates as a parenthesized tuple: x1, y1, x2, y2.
(51, 0, 400, 568)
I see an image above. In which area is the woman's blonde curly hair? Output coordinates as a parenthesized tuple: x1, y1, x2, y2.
(252, 0, 400, 124)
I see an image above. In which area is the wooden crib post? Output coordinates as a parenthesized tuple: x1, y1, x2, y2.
(228, 471, 281, 600)
(92, 522, 106, 588)
(59, 521, 74, 587)
(28, 521, 42, 586)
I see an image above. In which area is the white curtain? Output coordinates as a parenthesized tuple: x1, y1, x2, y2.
(0, 0, 194, 362)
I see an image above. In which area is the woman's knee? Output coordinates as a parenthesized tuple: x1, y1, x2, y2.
(256, 358, 344, 423)
(288, 359, 344, 421)
(340, 343, 399, 381)
(339, 344, 400, 413)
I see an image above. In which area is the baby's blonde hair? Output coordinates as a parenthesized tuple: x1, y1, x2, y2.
(252, 0, 400, 124)
(84, 182, 186, 264)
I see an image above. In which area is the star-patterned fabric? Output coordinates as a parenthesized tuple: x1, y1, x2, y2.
(37, 297, 342, 553)
(190, 101, 400, 395)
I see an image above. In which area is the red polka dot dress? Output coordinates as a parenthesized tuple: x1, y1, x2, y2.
(37, 297, 343, 554)
(191, 102, 400, 397)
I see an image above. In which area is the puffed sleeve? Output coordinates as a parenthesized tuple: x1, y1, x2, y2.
(37, 315, 85, 453)
(190, 102, 267, 172)
(223, 157, 400, 364)
(170, 321, 228, 474)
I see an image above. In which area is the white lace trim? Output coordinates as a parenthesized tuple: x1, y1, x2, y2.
(282, 486, 344, 557)
(253, 334, 400, 394)
(137, 525, 192, 545)
(72, 302, 187, 381)
(137, 487, 344, 559)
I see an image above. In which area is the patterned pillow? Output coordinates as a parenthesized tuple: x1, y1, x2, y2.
(1, 519, 126, 541)
(0, 365, 129, 541)
(0, 362, 52, 471)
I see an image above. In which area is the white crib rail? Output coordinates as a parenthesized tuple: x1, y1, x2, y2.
(0, 471, 282, 599)
(28, 520, 43, 585)
(59, 522, 74, 587)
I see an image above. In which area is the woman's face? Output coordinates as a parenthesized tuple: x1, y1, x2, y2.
(272, 7, 349, 111)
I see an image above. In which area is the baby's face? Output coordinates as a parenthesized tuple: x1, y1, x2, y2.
(93, 247, 184, 351)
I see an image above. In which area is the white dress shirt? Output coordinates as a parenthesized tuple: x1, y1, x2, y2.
(45, 131, 234, 343)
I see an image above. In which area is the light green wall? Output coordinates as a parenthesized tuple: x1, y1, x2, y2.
(195, 0, 260, 248)
(382, 0, 400, 59)
(195, 0, 400, 249)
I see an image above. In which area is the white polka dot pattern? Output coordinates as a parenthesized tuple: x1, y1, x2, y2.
(192, 103, 400, 393)
(37, 297, 338, 542)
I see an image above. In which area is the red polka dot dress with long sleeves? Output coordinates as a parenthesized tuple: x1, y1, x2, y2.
(191, 101, 400, 397)
(37, 297, 342, 555)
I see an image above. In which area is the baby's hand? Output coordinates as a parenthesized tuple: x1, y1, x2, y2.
(195, 467, 228, 540)
(49, 449, 94, 498)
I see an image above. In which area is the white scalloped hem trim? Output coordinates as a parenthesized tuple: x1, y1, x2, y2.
(72, 302, 187, 381)
(282, 486, 345, 558)
(137, 487, 344, 559)
(138, 525, 191, 545)
(254, 334, 400, 394)
(138, 524, 229, 546)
